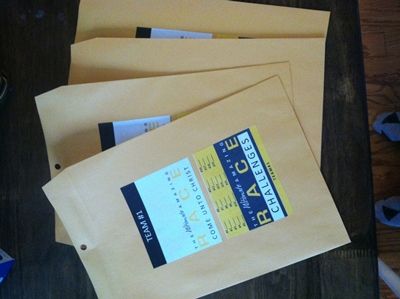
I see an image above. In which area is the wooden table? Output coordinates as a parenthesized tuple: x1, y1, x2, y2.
(0, 1, 379, 298)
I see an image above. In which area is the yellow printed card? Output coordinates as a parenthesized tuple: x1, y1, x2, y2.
(194, 126, 292, 239)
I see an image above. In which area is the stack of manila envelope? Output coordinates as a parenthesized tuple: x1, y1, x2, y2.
(36, 1, 350, 298)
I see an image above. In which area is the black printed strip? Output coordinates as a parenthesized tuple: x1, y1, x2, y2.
(135, 27, 152, 38)
(98, 122, 116, 151)
(120, 183, 167, 268)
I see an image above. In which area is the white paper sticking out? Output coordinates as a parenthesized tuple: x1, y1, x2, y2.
(150, 28, 213, 39)
(113, 115, 171, 145)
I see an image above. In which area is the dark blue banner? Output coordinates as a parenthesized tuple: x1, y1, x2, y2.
(120, 183, 166, 268)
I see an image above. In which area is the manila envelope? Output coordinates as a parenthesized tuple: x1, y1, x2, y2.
(75, 0, 330, 42)
(37, 63, 293, 245)
(43, 77, 349, 299)
(69, 38, 325, 164)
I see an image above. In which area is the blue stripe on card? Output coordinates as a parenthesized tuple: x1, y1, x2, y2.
(244, 129, 287, 218)
(120, 183, 167, 268)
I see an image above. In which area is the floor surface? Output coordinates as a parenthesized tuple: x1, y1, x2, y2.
(359, 1, 400, 298)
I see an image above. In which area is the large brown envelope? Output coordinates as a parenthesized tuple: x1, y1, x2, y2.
(69, 38, 325, 164)
(38, 63, 293, 178)
(43, 77, 349, 299)
(37, 63, 293, 245)
(75, 0, 330, 42)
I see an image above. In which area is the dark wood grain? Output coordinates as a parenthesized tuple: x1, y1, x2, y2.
(0, 1, 379, 298)
(0, 1, 96, 299)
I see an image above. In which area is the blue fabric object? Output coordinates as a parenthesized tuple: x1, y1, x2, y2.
(0, 249, 14, 284)
(373, 112, 400, 142)
(375, 196, 400, 228)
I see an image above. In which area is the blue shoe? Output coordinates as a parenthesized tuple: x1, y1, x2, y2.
(375, 196, 400, 228)
(373, 112, 400, 142)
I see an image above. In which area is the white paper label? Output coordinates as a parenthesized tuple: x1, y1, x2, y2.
(113, 115, 171, 145)
(121, 158, 222, 268)
(150, 28, 213, 39)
